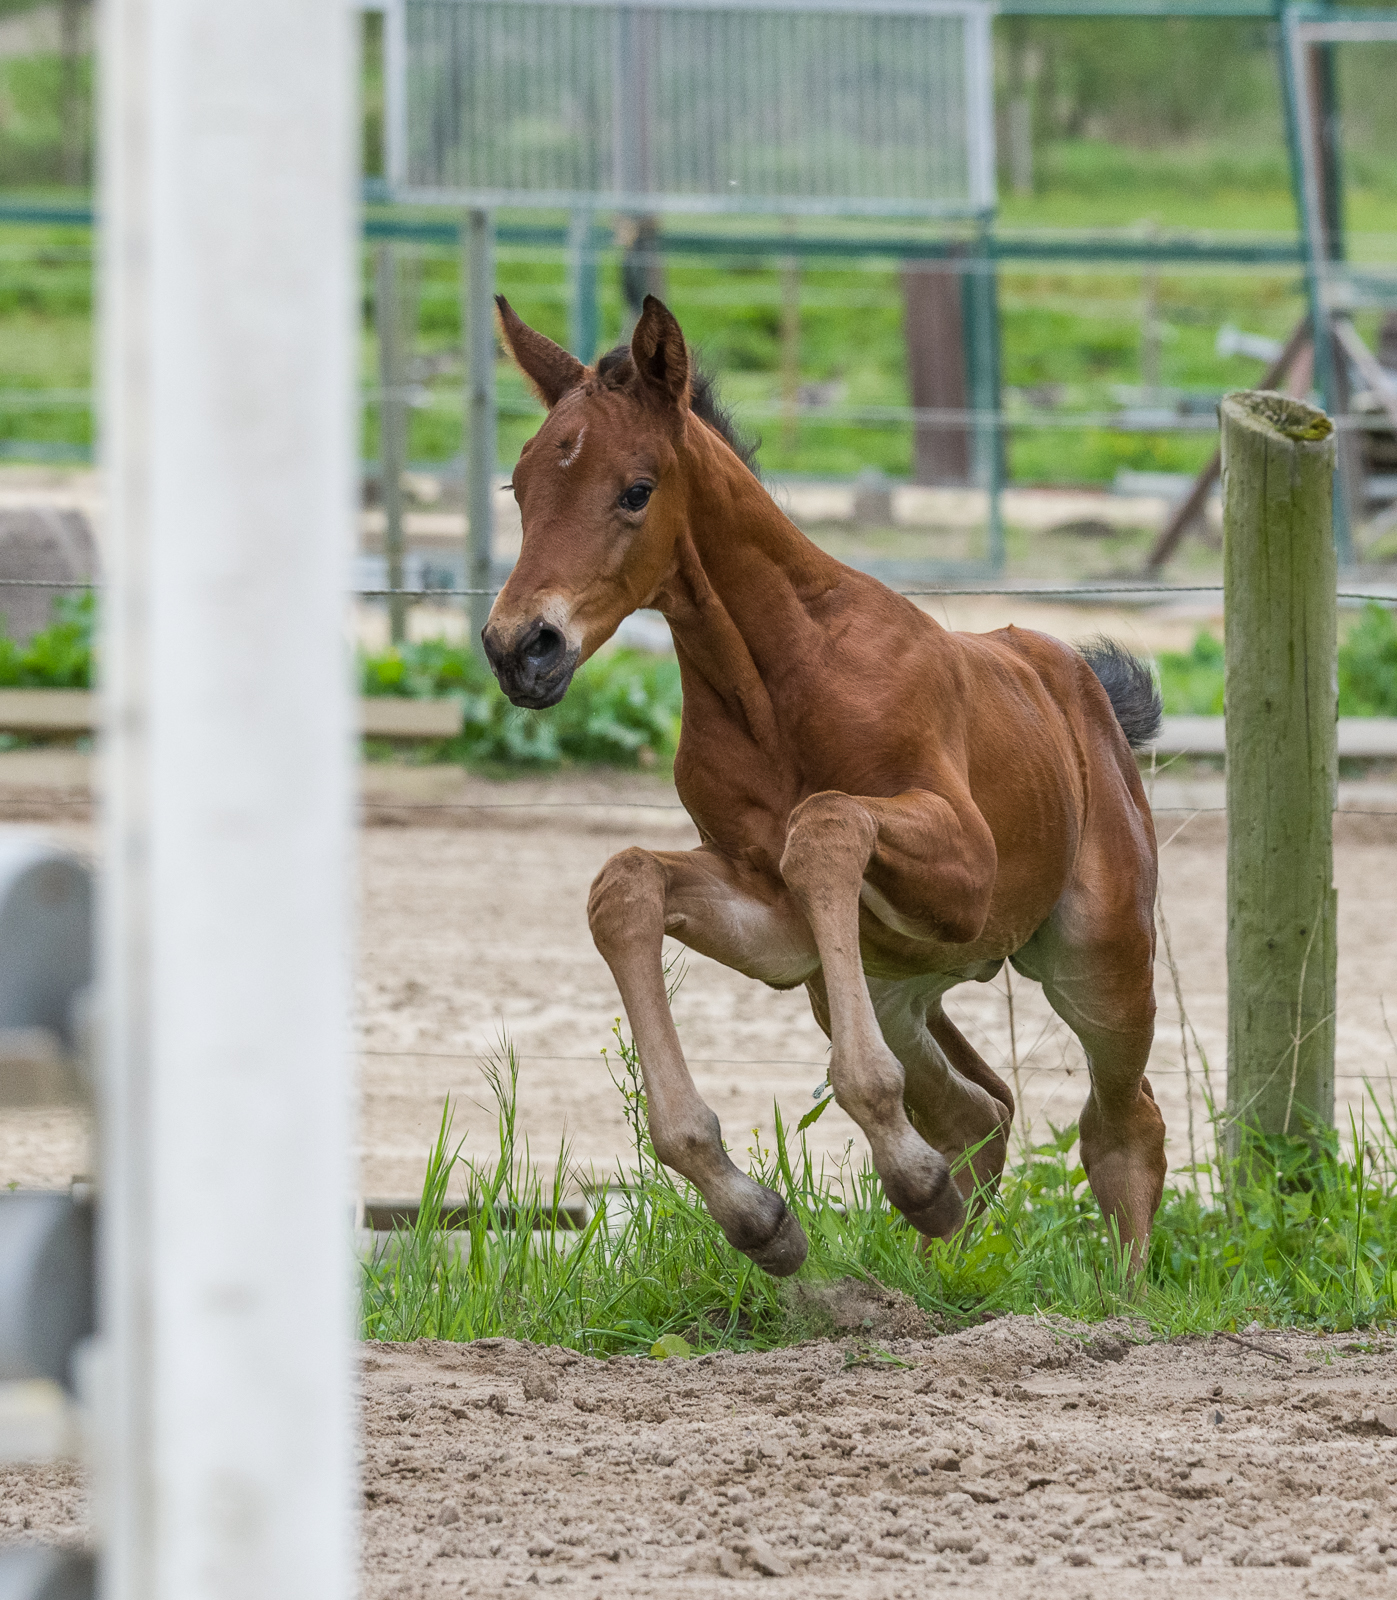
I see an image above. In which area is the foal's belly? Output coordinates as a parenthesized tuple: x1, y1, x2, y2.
(853, 832, 1072, 982)
(853, 901, 1021, 984)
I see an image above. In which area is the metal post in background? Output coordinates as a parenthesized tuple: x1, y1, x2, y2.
(99, 0, 356, 1596)
(967, 222, 1005, 573)
(1140, 221, 1162, 398)
(383, 0, 407, 190)
(567, 209, 599, 365)
(1280, 6, 1355, 566)
(376, 242, 409, 644)
(779, 223, 801, 456)
(465, 208, 496, 656)
(902, 250, 970, 486)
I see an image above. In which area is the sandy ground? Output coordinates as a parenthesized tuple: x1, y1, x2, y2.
(3, 772, 1397, 1201)
(7, 1316, 1397, 1594)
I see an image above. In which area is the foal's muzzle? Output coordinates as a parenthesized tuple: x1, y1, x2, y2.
(482, 616, 580, 709)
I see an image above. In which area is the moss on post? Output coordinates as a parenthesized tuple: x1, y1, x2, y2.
(1222, 390, 1337, 1150)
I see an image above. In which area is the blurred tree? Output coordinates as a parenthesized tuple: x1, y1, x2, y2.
(996, 16, 1279, 151)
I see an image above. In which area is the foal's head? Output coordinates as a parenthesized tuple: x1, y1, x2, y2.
(483, 295, 722, 708)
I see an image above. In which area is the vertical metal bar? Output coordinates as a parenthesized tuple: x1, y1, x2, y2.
(59, 0, 85, 188)
(465, 208, 496, 657)
(779, 223, 800, 457)
(984, 235, 1006, 576)
(377, 243, 408, 643)
(614, 7, 638, 202)
(1312, 36, 1346, 265)
(385, 0, 407, 188)
(1141, 223, 1161, 397)
(963, 4, 996, 212)
(1281, 9, 1353, 566)
(966, 218, 1003, 573)
(98, 0, 355, 1594)
(567, 209, 599, 365)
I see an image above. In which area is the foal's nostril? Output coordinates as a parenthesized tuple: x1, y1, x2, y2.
(523, 625, 564, 667)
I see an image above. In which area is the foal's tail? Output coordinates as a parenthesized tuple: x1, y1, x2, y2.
(1078, 637, 1162, 751)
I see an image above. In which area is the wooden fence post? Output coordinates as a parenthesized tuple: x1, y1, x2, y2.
(1223, 390, 1337, 1149)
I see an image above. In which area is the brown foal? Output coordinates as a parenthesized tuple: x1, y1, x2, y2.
(483, 294, 1167, 1278)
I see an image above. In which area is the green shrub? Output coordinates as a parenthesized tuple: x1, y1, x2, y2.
(0, 591, 94, 687)
(1155, 607, 1397, 719)
(1155, 628, 1224, 715)
(359, 639, 682, 769)
(1338, 602, 1397, 717)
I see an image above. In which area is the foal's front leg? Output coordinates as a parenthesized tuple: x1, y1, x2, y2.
(780, 790, 998, 1240)
(587, 844, 818, 1276)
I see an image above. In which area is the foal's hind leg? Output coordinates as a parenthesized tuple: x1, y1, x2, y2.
(813, 976, 1014, 1204)
(1014, 836, 1165, 1260)
(588, 844, 818, 1276)
(919, 1004, 1015, 1201)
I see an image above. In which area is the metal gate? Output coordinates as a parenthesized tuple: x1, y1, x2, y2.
(385, 0, 996, 217)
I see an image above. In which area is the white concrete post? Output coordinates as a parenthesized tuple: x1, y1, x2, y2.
(98, 3, 356, 1598)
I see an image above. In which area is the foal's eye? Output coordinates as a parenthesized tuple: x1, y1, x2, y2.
(618, 482, 653, 513)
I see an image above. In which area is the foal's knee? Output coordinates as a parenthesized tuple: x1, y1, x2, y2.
(779, 792, 878, 898)
(587, 846, 665, 957)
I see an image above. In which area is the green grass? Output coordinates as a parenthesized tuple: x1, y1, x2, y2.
(4, 16, 1396, 484)
(0, 52, 92, 188)
(360, 1027, 1397, 1353)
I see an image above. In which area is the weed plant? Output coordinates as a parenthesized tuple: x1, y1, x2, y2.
(360, 1028, 1397, 1353)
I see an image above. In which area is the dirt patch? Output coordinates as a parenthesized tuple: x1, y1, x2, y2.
(8, 1319, 1397, 1594)
(786, 1278, 938, 1343)
(330, 1321, 1397, 1596)
(0, 1461, 85, 1553)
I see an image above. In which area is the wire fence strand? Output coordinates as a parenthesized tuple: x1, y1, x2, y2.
(8, 577, 1397, 606)
(353, 1046, 1387, 1084)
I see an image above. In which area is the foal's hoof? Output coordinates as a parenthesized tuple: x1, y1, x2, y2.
(724, 1196, 809, 1278)
(745, 1206, 809, 1277)
(903, 1183, 966, 1240)
(891, 1157, 966, 1241)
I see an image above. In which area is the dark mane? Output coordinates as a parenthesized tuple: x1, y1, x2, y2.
(595, 344, 760, 475)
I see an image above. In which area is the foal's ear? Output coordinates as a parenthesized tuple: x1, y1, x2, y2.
(495, 296, 588, 408)
(630, 295, 690, 408)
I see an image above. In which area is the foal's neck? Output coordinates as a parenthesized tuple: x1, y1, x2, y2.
(653, 419, 848, 754)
